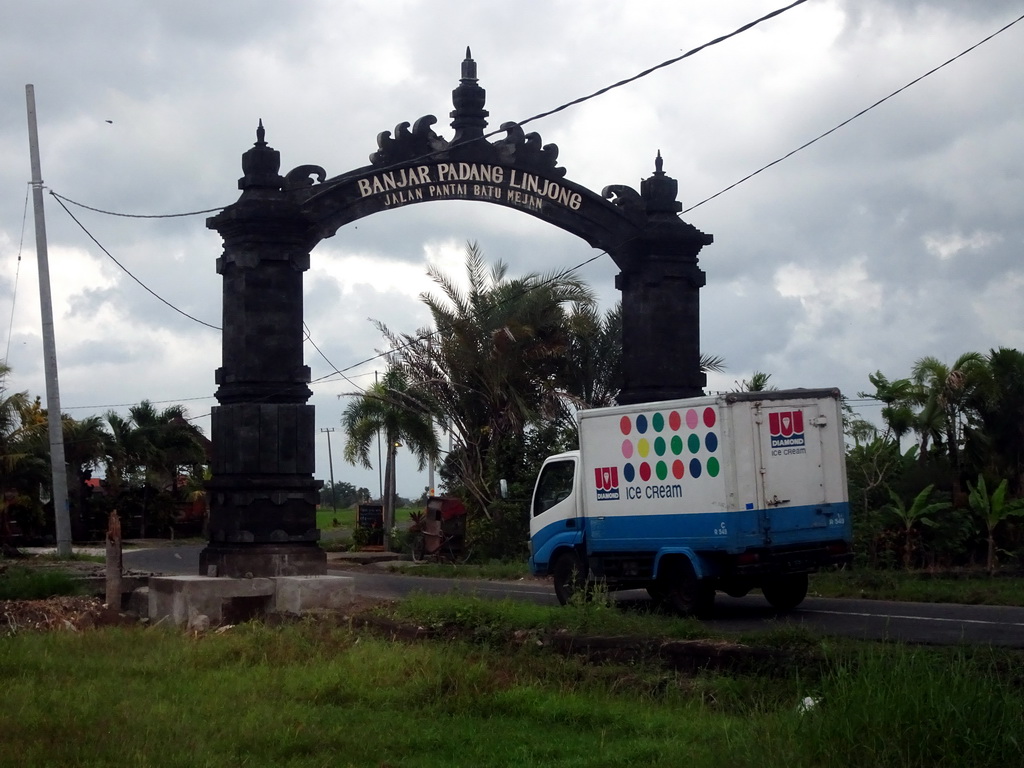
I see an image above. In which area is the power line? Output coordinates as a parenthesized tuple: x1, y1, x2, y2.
(49, 191, 224, 219)
(63, 394, 215, 411)
(514, 0, 809, 131)
(303, 321, 372, 394)
(50, 192, 221, 331)
(3, 184, 31, 376)
(681, 9, 1024, 215)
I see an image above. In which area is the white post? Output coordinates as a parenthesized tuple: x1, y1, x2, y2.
(25, 84, 72, 557)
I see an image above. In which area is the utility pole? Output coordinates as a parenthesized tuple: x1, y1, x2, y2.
(427, 424, 435, 498)
(375, 370, 382, 500)
(320, 427, 337, 511)
(25, 84, 71, 557)
(426, 337, 435, 497)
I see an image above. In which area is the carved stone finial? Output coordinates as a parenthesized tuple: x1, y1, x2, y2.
(239, 120, 283, 191)
(451, 47, 488, 144)
(641, 151, 681, 214)
(462, 47, 477, 81)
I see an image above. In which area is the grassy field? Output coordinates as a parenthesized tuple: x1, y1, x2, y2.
(316, 505, 420, 532)
(1, 592, 1022, 767)
(809, 568, 1024, 606)
(315, 506, 357, 531)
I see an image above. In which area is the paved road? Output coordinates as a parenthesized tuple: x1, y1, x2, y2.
(124, 544, 202, 575)
(124, 544, 1024, 648)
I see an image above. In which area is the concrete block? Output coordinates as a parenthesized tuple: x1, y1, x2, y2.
(274, 575, 355, 615)
(148, 575, 275, 626)
(128, 586, 149, 617)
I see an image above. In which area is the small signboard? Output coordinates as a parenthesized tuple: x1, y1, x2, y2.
(357, 503, 384, 546)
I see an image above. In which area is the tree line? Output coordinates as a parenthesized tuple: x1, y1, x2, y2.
(847, 350, 1024, 572)
(0, 369, 209, 546)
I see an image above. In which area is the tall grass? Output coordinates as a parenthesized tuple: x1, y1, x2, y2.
(0, 566, 84, 600)
(792, 647, 1024, 767)
(0, 601, 1021, 766)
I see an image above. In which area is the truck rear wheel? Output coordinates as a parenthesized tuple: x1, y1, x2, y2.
(552, 552, 587, 606)
(662, 559, 714, 618)
(762, 573, 809, 611)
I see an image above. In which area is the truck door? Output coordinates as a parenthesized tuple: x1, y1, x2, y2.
(753, 401, 832, 546)
(530, 456, 582, 567)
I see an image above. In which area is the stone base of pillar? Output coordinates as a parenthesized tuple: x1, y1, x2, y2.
(199, 543, 327, 578)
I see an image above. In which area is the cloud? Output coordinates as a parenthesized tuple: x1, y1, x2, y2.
(3, 0, 1023, 496)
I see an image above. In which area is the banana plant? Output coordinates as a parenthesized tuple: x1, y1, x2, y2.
(884, 484, 950, 569)
(967, 475, 1024, 575)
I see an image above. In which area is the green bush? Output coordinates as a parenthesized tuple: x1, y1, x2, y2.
(466, 500, 529, 561)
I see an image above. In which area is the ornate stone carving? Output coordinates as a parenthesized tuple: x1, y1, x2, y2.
(369, 115, 449, 167)
(602, 184, 645, 222)
(492, 122, 565, 177)
(364, 113, 568, 176)
(284, 164, 327, 190)
(363, 52, 567, 176)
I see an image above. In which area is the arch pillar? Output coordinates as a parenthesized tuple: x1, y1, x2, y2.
(613, 154, 712, 404)
(199, 123, 326, 578)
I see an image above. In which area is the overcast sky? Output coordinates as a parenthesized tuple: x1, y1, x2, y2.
(2, 0, 1022, 498)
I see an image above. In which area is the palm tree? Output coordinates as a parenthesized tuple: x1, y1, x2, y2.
(700, 354, 726, 377)
(0, 364, 38, 551)
(60, 414, 110, 538)
(735, 370, 777, 393)
(860, 371, 920, 454)
(128, 402, 208, 490)
(341, 368, 439, 548)
(912, 352, 987, 496)
(103, 411, 142, 495)
(378, 241, 593, 513)
(103, 402, 208, 537)
(966, 348, 1024, 495)
(561, 302, 622, 410)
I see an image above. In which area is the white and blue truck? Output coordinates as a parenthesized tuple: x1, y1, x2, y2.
(529, 388, 852, 614)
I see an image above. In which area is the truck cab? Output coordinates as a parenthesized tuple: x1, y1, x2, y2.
(529, 451, 582, 576)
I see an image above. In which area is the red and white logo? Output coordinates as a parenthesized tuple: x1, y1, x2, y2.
(769, 410, 805, 448)
(595, 466, 620, 500)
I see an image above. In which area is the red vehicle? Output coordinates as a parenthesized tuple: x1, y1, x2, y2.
(412, 496, 469, 562)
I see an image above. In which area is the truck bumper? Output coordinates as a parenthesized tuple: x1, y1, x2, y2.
(731, 540, 852, 576)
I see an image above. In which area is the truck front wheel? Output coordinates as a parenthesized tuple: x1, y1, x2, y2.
(661, 559, 714, 618)
(762, 573, 809, 611)
(552, 551, 587, 606)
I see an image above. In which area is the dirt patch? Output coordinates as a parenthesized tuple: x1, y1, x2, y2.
(1, 595, 138, 635)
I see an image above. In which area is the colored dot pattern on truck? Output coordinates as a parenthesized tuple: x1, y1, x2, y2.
(619, 407, 720, 482)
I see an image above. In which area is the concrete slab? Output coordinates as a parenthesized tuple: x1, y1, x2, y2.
(274, 575, 355, 614)
(149, 575, 275, 626)
(148, 574, 356, 626)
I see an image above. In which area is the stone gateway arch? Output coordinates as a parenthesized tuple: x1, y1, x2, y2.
(200, 52, 713, 577)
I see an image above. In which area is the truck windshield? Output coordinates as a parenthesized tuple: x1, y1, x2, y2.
(533, 459, 575, 517)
